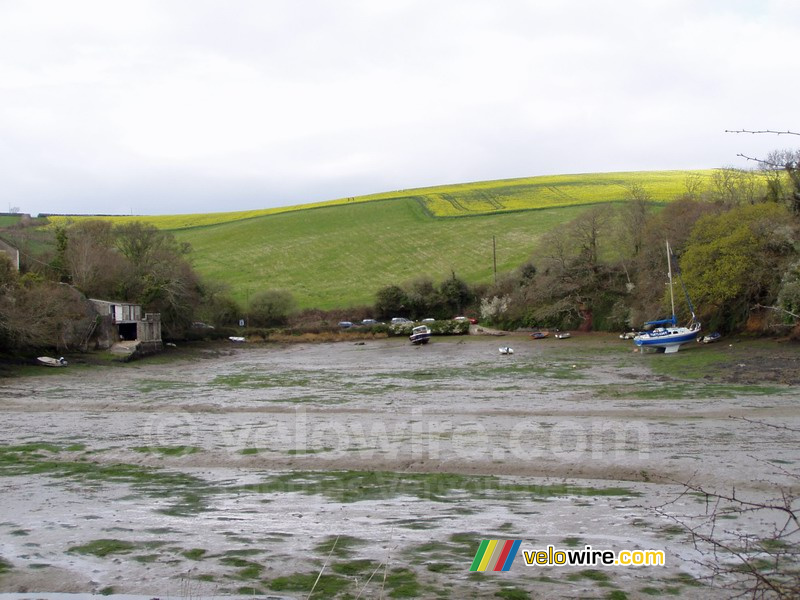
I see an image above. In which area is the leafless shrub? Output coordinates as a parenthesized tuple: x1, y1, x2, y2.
(656, 418, 800, 599)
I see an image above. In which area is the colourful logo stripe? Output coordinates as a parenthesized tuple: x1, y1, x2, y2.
(469, 540, 491, 571)
(470, 540, 522, 572)
(478, 540, 498, 571)
(493, 540, 515, 571)
(500, 540, 522, 571)
(487, 540, 506, 570)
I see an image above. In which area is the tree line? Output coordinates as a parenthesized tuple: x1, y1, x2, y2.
(479, 162, 800, 336)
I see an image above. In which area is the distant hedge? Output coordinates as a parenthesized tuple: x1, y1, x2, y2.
(388, 320, 470, 336)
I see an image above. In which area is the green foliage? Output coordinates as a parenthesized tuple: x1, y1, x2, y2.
(376, 284, 410, 319)
(405, 277, 443, 319)
(50, 224, 69, 282)
(0, 254, 17, 288)
(681, 203, 796, 330)
(388, 319, 470, 336)
(777, 260, 800, 322)
(248, 289, 296, 327)
(439, 273, 473, 315)
(491, 204, 628, 331)
(197, 282, 241, 327)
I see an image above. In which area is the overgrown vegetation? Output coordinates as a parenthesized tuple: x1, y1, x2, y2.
(479, 165, 800, 336)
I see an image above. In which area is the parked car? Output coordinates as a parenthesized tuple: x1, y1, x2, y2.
(361, 319, 380, 326)
(338, 321, 354, 328)
(391, 317, 412, 324)
(421, 318, 435, 323)
(453, 316, 478, 324)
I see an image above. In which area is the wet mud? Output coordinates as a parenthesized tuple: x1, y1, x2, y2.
(0, 334, 798, 598)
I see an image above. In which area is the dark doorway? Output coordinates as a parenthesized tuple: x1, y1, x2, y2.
(118, 322, 137, 341)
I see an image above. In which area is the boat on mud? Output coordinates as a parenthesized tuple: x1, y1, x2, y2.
(700, 332, 721, 344)
(37, 356, 68, 367)
(554, 331, 571, 339)
(530, 331, 549, 339)
(409, 325, 432, 345)
(633, 240, 701, 354)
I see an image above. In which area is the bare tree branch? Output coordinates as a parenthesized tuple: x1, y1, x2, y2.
(752, 303, 800, 321)
(726, 129, 800, 136)
(737, 153, 786, 169)
(653, 420, 800, 598)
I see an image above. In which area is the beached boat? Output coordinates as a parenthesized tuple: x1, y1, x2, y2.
(37, 356, 68, 367)
(409, 325, 431, 345)
(633, 241, 701, 354)
(530, 331, 549, 339)
(701, 332, 721, 344)
(499, 347, 514, 355)
(554, 332, 571, 339)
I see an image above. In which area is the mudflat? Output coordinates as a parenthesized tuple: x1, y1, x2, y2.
(0, 334, 798, 599)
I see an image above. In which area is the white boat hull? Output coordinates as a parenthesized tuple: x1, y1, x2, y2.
(634, 325, 700, 353)
(409, 325, 432, 345)
(37, 356, 67, 367)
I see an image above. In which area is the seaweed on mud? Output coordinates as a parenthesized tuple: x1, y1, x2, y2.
(245, 469, 639, 503)
(0, 443, 217, 516)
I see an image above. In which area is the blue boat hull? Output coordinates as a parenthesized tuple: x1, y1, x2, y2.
(634, 328, 700, 353)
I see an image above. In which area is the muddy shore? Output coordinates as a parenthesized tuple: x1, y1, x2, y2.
(1, 334, 798, 598)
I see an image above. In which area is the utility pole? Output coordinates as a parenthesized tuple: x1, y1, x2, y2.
(492, 236, 497, 284)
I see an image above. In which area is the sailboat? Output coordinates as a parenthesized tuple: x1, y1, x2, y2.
(633, 241, 701, 354)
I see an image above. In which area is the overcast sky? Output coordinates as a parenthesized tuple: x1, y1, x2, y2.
(1, 1, 798, 216)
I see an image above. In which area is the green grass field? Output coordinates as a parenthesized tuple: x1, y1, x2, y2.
(41, 170, 720, 308)
(175, 199, 596, 308)
(0, 215, 23, 227)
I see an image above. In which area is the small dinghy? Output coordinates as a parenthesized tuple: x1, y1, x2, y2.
(37, 356, 68, 367)
(499, 347, 514, 355)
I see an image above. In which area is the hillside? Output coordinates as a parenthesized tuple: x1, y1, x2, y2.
(172, 199, 599, 308)
(42, 170, 717, 309)
(46, 170, 713, 229)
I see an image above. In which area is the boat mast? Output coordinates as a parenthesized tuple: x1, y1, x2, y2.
(666, 240, 676, 324)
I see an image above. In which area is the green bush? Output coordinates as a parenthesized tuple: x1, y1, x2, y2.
(248, 290, 296, 327)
